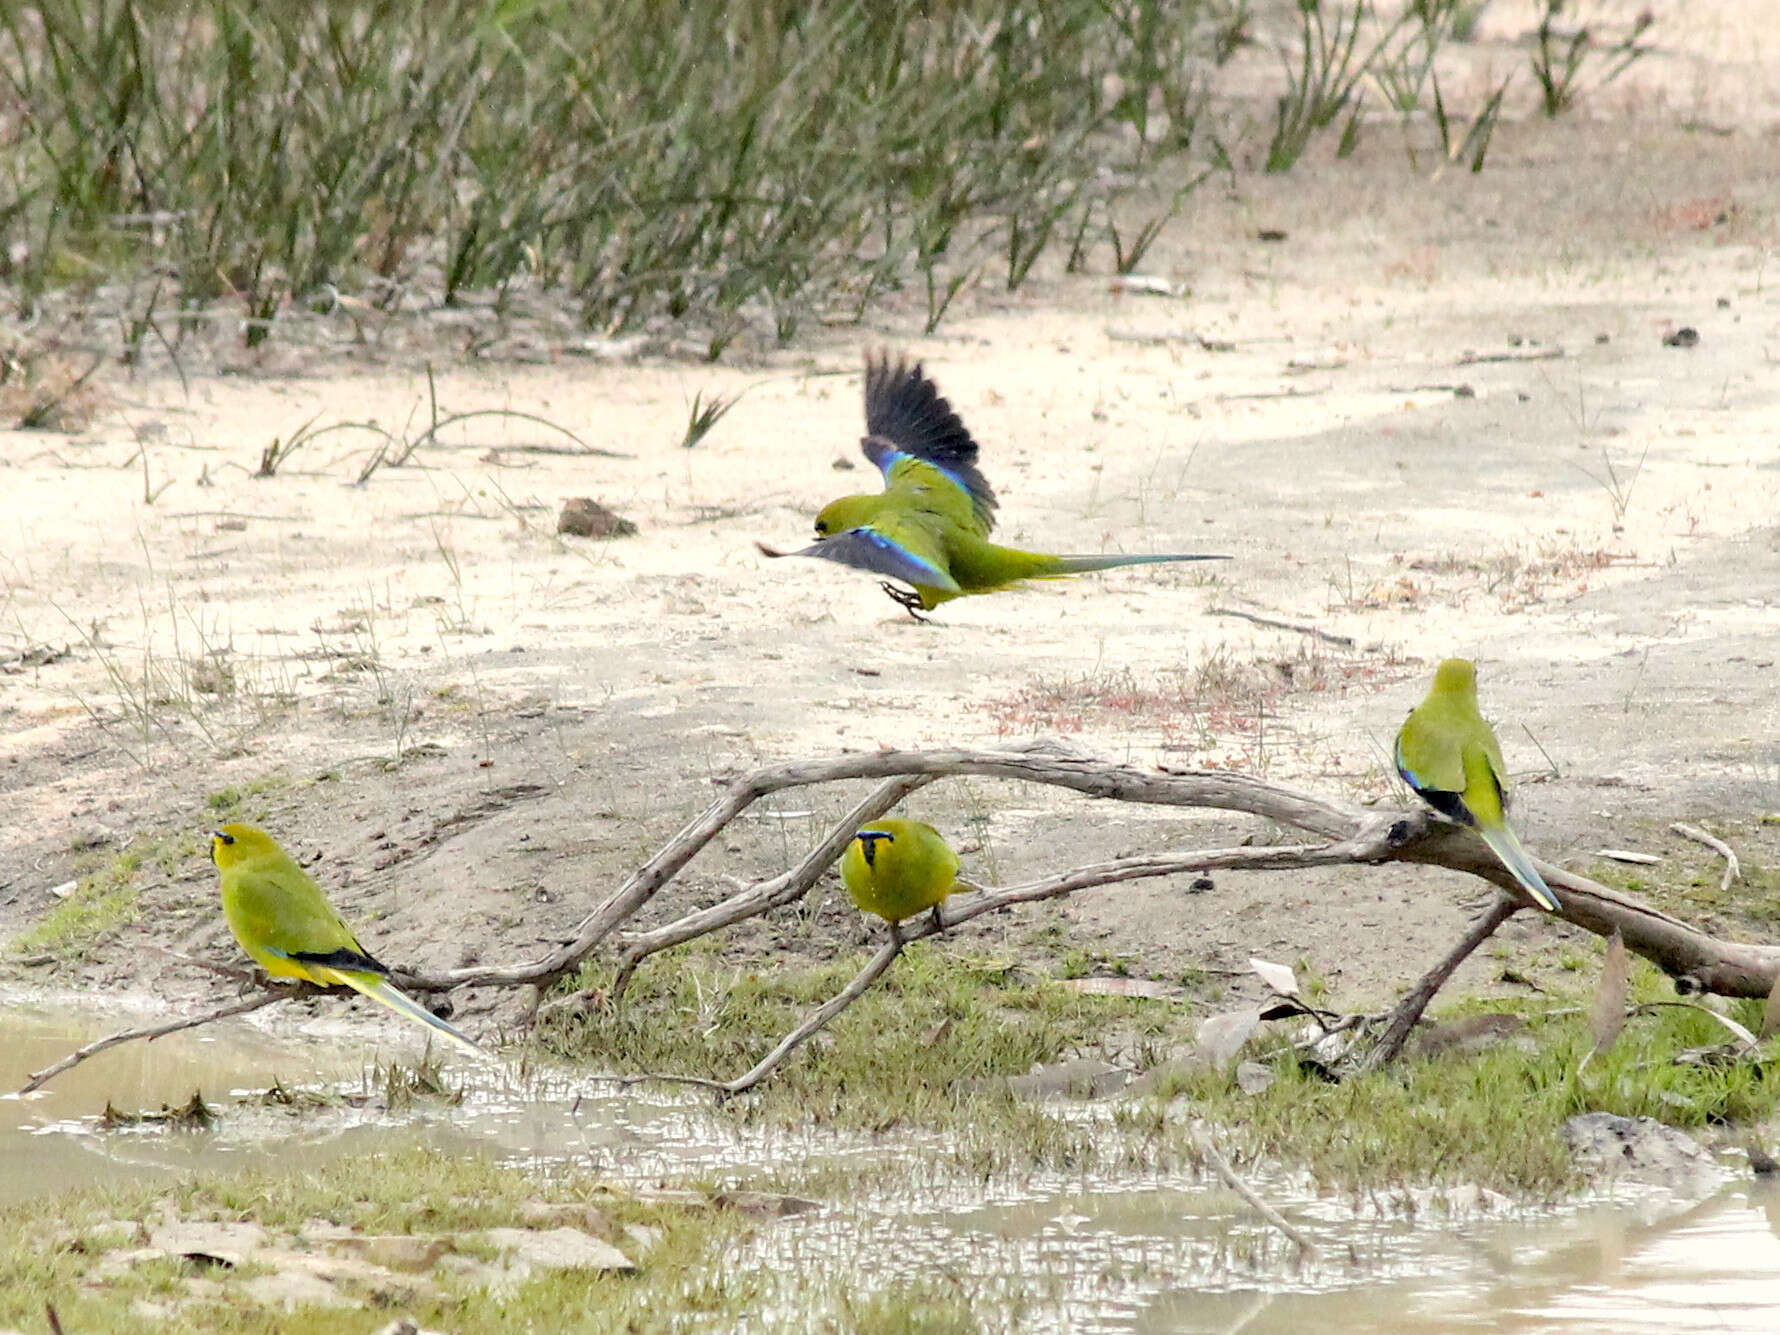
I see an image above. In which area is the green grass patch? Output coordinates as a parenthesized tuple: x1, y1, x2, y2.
(8, 824, 210, 959)
(8, 873, 140, 958)
(1586, 816, 1780, 931)
(549, 945, 1780, 1199)
(202, 774, 292, 818)
(10, 843, 156, 959)
(0, 0, 1220, 353)
(0, 1141, 1021, 1332)
(1139, 962, 1780, 1198)
(542, 943, 1185, 1171)
(1, 1, 1657, 357)
(0, 1145, 765, 1334)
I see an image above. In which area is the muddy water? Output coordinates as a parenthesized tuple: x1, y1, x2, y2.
(771, 1167, 1780, 1333)
(5, 1001, 1780, 1331)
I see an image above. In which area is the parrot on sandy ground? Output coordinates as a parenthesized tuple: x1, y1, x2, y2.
(209, 822, 490, 1058)
(758, 352, 1228, 618)
(840, 817, 961, 940)
(1394, 659, 1561, 913)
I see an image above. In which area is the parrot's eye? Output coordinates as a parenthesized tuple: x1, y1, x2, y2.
(213, 831, 235, 846)
(814, 520, 830, 536)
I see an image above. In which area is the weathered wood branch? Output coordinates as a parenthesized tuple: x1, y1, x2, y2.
(407, 744, 1780, 1004)
(16, 990, 306, 1096)
(1363, 893, 1521, 1070)
(30, 744, 1779, 1093)
(608, 772, 934, 997)
(710, 933, 907, 1096)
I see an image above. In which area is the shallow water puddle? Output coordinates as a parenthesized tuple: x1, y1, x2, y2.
(751, 1162, 1780, 1333)
(1, 997, 384, 1204)
(5, 1001, 1780, 1330)
(0, 999, 849, 1201)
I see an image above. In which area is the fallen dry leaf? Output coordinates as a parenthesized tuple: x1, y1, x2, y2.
(1588, 932, 1631, 1061)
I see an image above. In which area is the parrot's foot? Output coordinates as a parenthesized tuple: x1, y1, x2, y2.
(928, 904, 946, 934)
(879, 581, 930, 622)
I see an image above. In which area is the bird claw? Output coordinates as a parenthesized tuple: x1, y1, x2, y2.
(878, 581, 930, 622)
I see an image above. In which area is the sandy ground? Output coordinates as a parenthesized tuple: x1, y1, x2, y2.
(3, 75, 1780, 1047)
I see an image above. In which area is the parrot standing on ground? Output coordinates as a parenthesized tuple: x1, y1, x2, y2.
(1394, 659, 1561, 913)
(209, 822, 490, 1058)
(758, 352, 1229, 617)
(839, 817, 960, 939)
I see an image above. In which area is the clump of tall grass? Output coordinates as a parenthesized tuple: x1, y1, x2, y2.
(0, 0, 1227, 356)
(0, 1, 1656, 357)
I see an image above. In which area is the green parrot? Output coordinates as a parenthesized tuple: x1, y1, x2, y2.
(1394, 659, 1561, 913)
(839, 817, 960, 939)
(210, 822, 490, 1058)
(758, 353, 1228, 617)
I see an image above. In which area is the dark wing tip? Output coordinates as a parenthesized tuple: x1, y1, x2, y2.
(289, 946, 390, 977)
(861, 350, 997, 523)
(1410, 786, 1475, 827)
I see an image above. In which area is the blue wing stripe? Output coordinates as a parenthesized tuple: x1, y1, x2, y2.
(870, 447, 979, 504)
(793, 526, 960, 592)
(851, 528, 952, 586)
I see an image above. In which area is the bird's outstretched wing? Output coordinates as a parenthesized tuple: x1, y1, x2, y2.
(862, 353, 997, 534)
(763, 522, 959, 594)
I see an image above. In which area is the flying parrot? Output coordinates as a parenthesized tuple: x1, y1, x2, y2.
(1394, 659, 1561, 913)
(759, 352, 1228, 617)
(209, 822, 490, 1058)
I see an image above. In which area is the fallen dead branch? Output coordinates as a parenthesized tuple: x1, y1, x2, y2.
(1671, 822, 1740, 891)
(16, 991, 302, 1096)
(1192, 1123, 1316, 1257)
(1364, 895, 1520, 1070)
(417, 742, 1779, 1001)
(23, 741, 1780, 1094)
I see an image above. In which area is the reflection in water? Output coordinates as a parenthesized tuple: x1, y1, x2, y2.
(1133, 1184, 1780, 1333)
(4, 998, 1780, 1331)
(1, 994, 391, 1204)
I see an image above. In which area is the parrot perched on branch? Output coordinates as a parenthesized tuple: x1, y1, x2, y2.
(209, 822, 489, 1058)
(758, 352, 1228, 617)
(840, 817, 960, 939)
(1394, 659, 1561, 913)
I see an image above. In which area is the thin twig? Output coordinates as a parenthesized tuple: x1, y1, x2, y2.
(1215, 387, 1327, 402)
(1363, 894, 1520, 1070)
(603, 773, 935, 999)
(1455, 347, 1565, 365)
(1191, 1123, 1317, 1257)
(715, 936, 905, 1096)
(605, 936, 907, 1098)
(1207, 606, 1354, 648)
(1671, 822, 1740, 892)
(16, 992, 302, 1096)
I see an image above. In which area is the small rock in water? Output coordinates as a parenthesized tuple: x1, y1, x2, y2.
(1563, 1112, 1724, 1194)
(482, 1226, 633, 1272)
